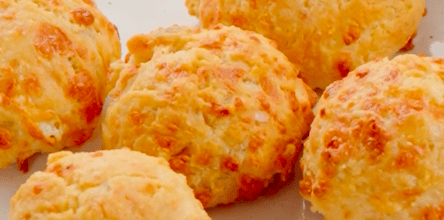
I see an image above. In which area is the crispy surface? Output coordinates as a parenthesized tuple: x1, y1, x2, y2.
(102, 25, 316, 207)
(0, 0, 120, 171)
(300, 54, 444, 219)
(185, 0, 425, 90)
(9, 149, 210, 220)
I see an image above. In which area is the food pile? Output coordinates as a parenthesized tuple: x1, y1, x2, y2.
(4, 0, 443, 219)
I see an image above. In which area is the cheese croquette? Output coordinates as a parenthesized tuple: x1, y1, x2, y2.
(186, 0, 425, 90)
(0, 0, 120, 171)
(300, 54, 444, 220)
(102, 25, 317, 207)
(9, 149, 210, 220)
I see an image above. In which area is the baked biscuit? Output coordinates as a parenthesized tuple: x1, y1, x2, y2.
(0, 0, 120, 171)
(300, 54, 444, 219)
(185, 0, 425, 90)
(9, 149, 210, 220)
(102, 25, 317, 207)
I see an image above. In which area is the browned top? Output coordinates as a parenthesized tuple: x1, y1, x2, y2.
(186, 0, 425, 90)
(301, 54, 444, 220)
(0, 0, 120, 171)
(103, 25, 316, 207)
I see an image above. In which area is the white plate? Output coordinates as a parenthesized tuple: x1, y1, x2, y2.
(1, 1, 443, 219)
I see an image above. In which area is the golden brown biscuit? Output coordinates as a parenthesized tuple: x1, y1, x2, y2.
(300, 54, 444, 219)
(0, 0, 120, 171)
(102, 25, 317, 207)
(9, 149, 210, 220)
(185, 0, 425, 90)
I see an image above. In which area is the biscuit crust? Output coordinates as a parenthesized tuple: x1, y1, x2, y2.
(186, 0, 425, 90)
(9, 149, 210, 220)
(300, 54, 444, 219)
(103, 25, 316, 207)
(0, 0, 120, 171)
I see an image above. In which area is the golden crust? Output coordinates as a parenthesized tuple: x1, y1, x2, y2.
(102, 25, 316, 207)
(185, 0, 425, 90)
(0, 0, 120, 171)
(9, 149, 210, 220)
(300, 54, 444, 220)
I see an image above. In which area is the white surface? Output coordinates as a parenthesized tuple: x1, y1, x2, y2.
(1, 0, 443, 219)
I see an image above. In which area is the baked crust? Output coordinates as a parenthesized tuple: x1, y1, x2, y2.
(103, 25, 316, 207)
(301, 54, 444, 219)
(9, 149, 210, 220)
(0, 0, 120, 171)
(186, 0, 425, 90)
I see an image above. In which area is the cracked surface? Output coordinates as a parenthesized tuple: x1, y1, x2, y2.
(9, 149, 210, 220)
(185, 0, 425, 90)
(0, 0, 120, 171)
(102, 25, 317, 207)
(300, 54, 444, 219)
